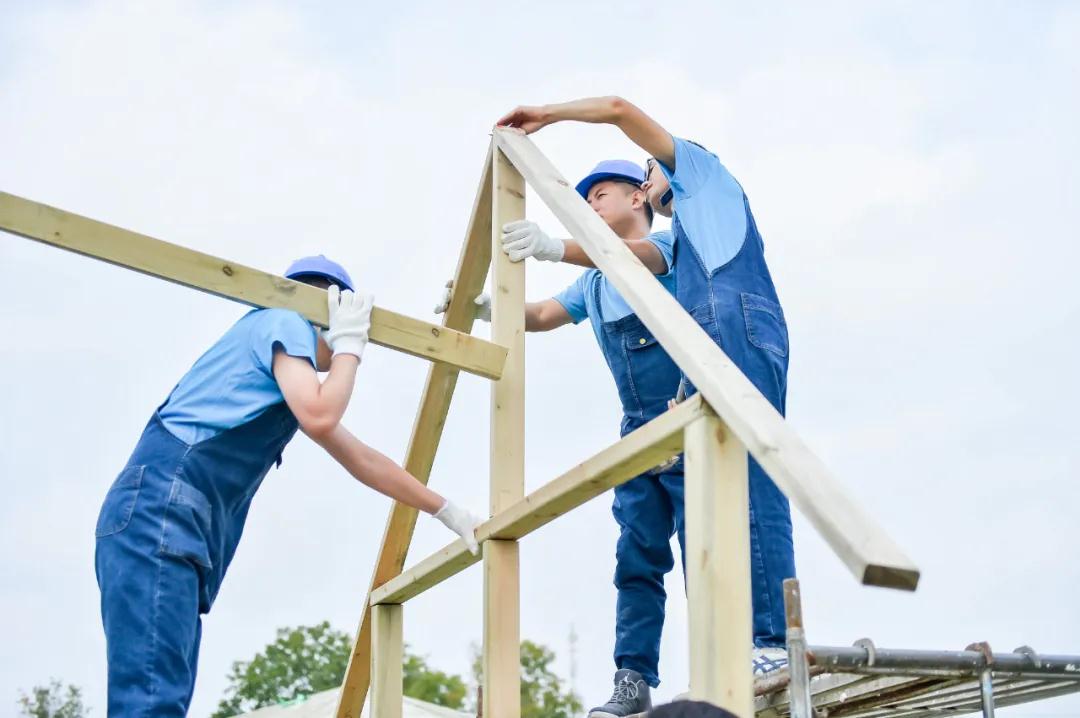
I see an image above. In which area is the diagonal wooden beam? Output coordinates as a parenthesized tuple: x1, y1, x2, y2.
(493, 128, 919, 591)
(334, 144, 495, 718)
(369, 394, 708, 607)
(0, 191, 506, 380)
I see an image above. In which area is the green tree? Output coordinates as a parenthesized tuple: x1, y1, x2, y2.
(472, 640, 583, 718)
(404, 652, 467, 709)
(17, 680, 89, 718)
(212, 622, 350, 718)
(213, 622, 468, 717)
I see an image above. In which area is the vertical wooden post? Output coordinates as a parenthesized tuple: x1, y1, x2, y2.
(684, 413, 754, 716)
(483, 147, 526, 718)
(370, 603, 403, 718)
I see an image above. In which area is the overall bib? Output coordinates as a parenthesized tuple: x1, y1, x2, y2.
(95, 400, 298, 716)
(672, 194, 796, 647)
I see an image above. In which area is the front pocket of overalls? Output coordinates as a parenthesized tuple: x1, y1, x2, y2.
(741, 293, 788, 357)
(625, 328, 660, 352)
(95, 465, 145, 537)
(159, 479, 214, 569)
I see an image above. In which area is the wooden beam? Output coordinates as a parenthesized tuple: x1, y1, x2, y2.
(334, 146, 495, 718)
(483, 540, 520, 717)
(370, 604, 403, 718)
(369, 394, 707, 606)
(0, 191, 506, 380)
(493, 129, 919, 591)
(685, 414, 753, 716)
(483, 147, 525, 718)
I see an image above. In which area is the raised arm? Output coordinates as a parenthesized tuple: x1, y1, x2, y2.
(273, 351, 359, 439)
(497, 96, 676, 169)
(272, 286, 371, 440)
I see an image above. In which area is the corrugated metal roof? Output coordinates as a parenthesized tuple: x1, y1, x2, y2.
(234, 690, 472, 718)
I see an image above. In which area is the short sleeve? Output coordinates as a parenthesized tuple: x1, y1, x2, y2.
(252, 309, 318, 373)
(645, 230, 675, 276)
(552, 273, 590, 324)
(659, 136, 727, 200)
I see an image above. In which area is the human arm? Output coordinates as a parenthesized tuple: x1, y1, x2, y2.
(270, 286, 371, 438)
(501, 220, 668, 274)
(496, 96, 676, 169)
(273, 351, 359, 439)
(309, 423, 443, 514)
(559, 236, 668, 274)
(434, 286, 573, 332)
(275, 351, 480, 551)
(304, 413, 481, 553)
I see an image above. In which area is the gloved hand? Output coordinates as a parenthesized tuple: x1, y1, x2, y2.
(433, 499, 482, 555)
(501, 220, 565, 263)
(326, 285, 374, 360)
(434, 283, 491, 323)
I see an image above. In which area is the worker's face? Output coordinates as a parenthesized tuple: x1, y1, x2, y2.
(642, 159, 673, 218)
(586, 180, 646, 229)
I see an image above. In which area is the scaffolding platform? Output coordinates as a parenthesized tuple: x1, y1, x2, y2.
(754, 642, 1080, 717)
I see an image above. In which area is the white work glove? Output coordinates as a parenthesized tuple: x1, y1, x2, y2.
(501, 220, 565, 263)
(433, 500, 481, 555)
(325, 285, 373, 360)
(434, 283, 491, 323)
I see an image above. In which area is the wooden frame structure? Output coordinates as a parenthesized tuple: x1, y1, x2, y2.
(348, 130, 920, 718)
(0, 130, 921, 718)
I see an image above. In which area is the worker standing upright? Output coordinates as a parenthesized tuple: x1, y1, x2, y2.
(441, 160, 686, 717)
(496, 98, 797, 700)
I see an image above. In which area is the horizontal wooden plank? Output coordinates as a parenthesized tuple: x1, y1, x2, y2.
(370, 394, 709, 606)
(0, 191, 507, 380)
(493, 129, 918, 590)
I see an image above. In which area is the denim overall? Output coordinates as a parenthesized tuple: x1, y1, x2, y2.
(593, 277, 685, 688)
(95, 400, 298, 716)
(672, 194, 796, 647)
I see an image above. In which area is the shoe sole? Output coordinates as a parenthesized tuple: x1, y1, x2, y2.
(587, 712, 649, 718)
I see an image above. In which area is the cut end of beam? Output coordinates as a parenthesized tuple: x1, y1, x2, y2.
(863, 564, 920, 591)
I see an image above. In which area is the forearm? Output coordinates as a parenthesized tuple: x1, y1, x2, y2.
(541, 96, 675, 167)
(314, 424, 444, 514)
(558, 238, 667, 274)
(542, 95, 624, 125)
(560, 240, 594, 268)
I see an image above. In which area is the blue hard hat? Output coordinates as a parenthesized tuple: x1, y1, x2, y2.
(283, 254, 355, 291)
(575, 159, 647, 200)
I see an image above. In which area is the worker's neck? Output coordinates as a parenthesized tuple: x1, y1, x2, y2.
(612, 216, 652, 241)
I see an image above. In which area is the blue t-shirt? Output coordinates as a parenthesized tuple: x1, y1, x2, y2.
(553, 230, 677, 346)
(659, 137, 748, 273)
(159, 308, 318, 444)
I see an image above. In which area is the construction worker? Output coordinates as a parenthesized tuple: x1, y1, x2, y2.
(495, 99, 796, 682)
(439, 160, 680, 718)
(95, 255, 481, 717)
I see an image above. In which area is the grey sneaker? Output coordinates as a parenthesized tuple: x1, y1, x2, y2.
(588, 669, 652, 717)
(752, 646, 789, 677)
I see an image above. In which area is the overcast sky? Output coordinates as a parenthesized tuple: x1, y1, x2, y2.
(2, 1, 1078, 716)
